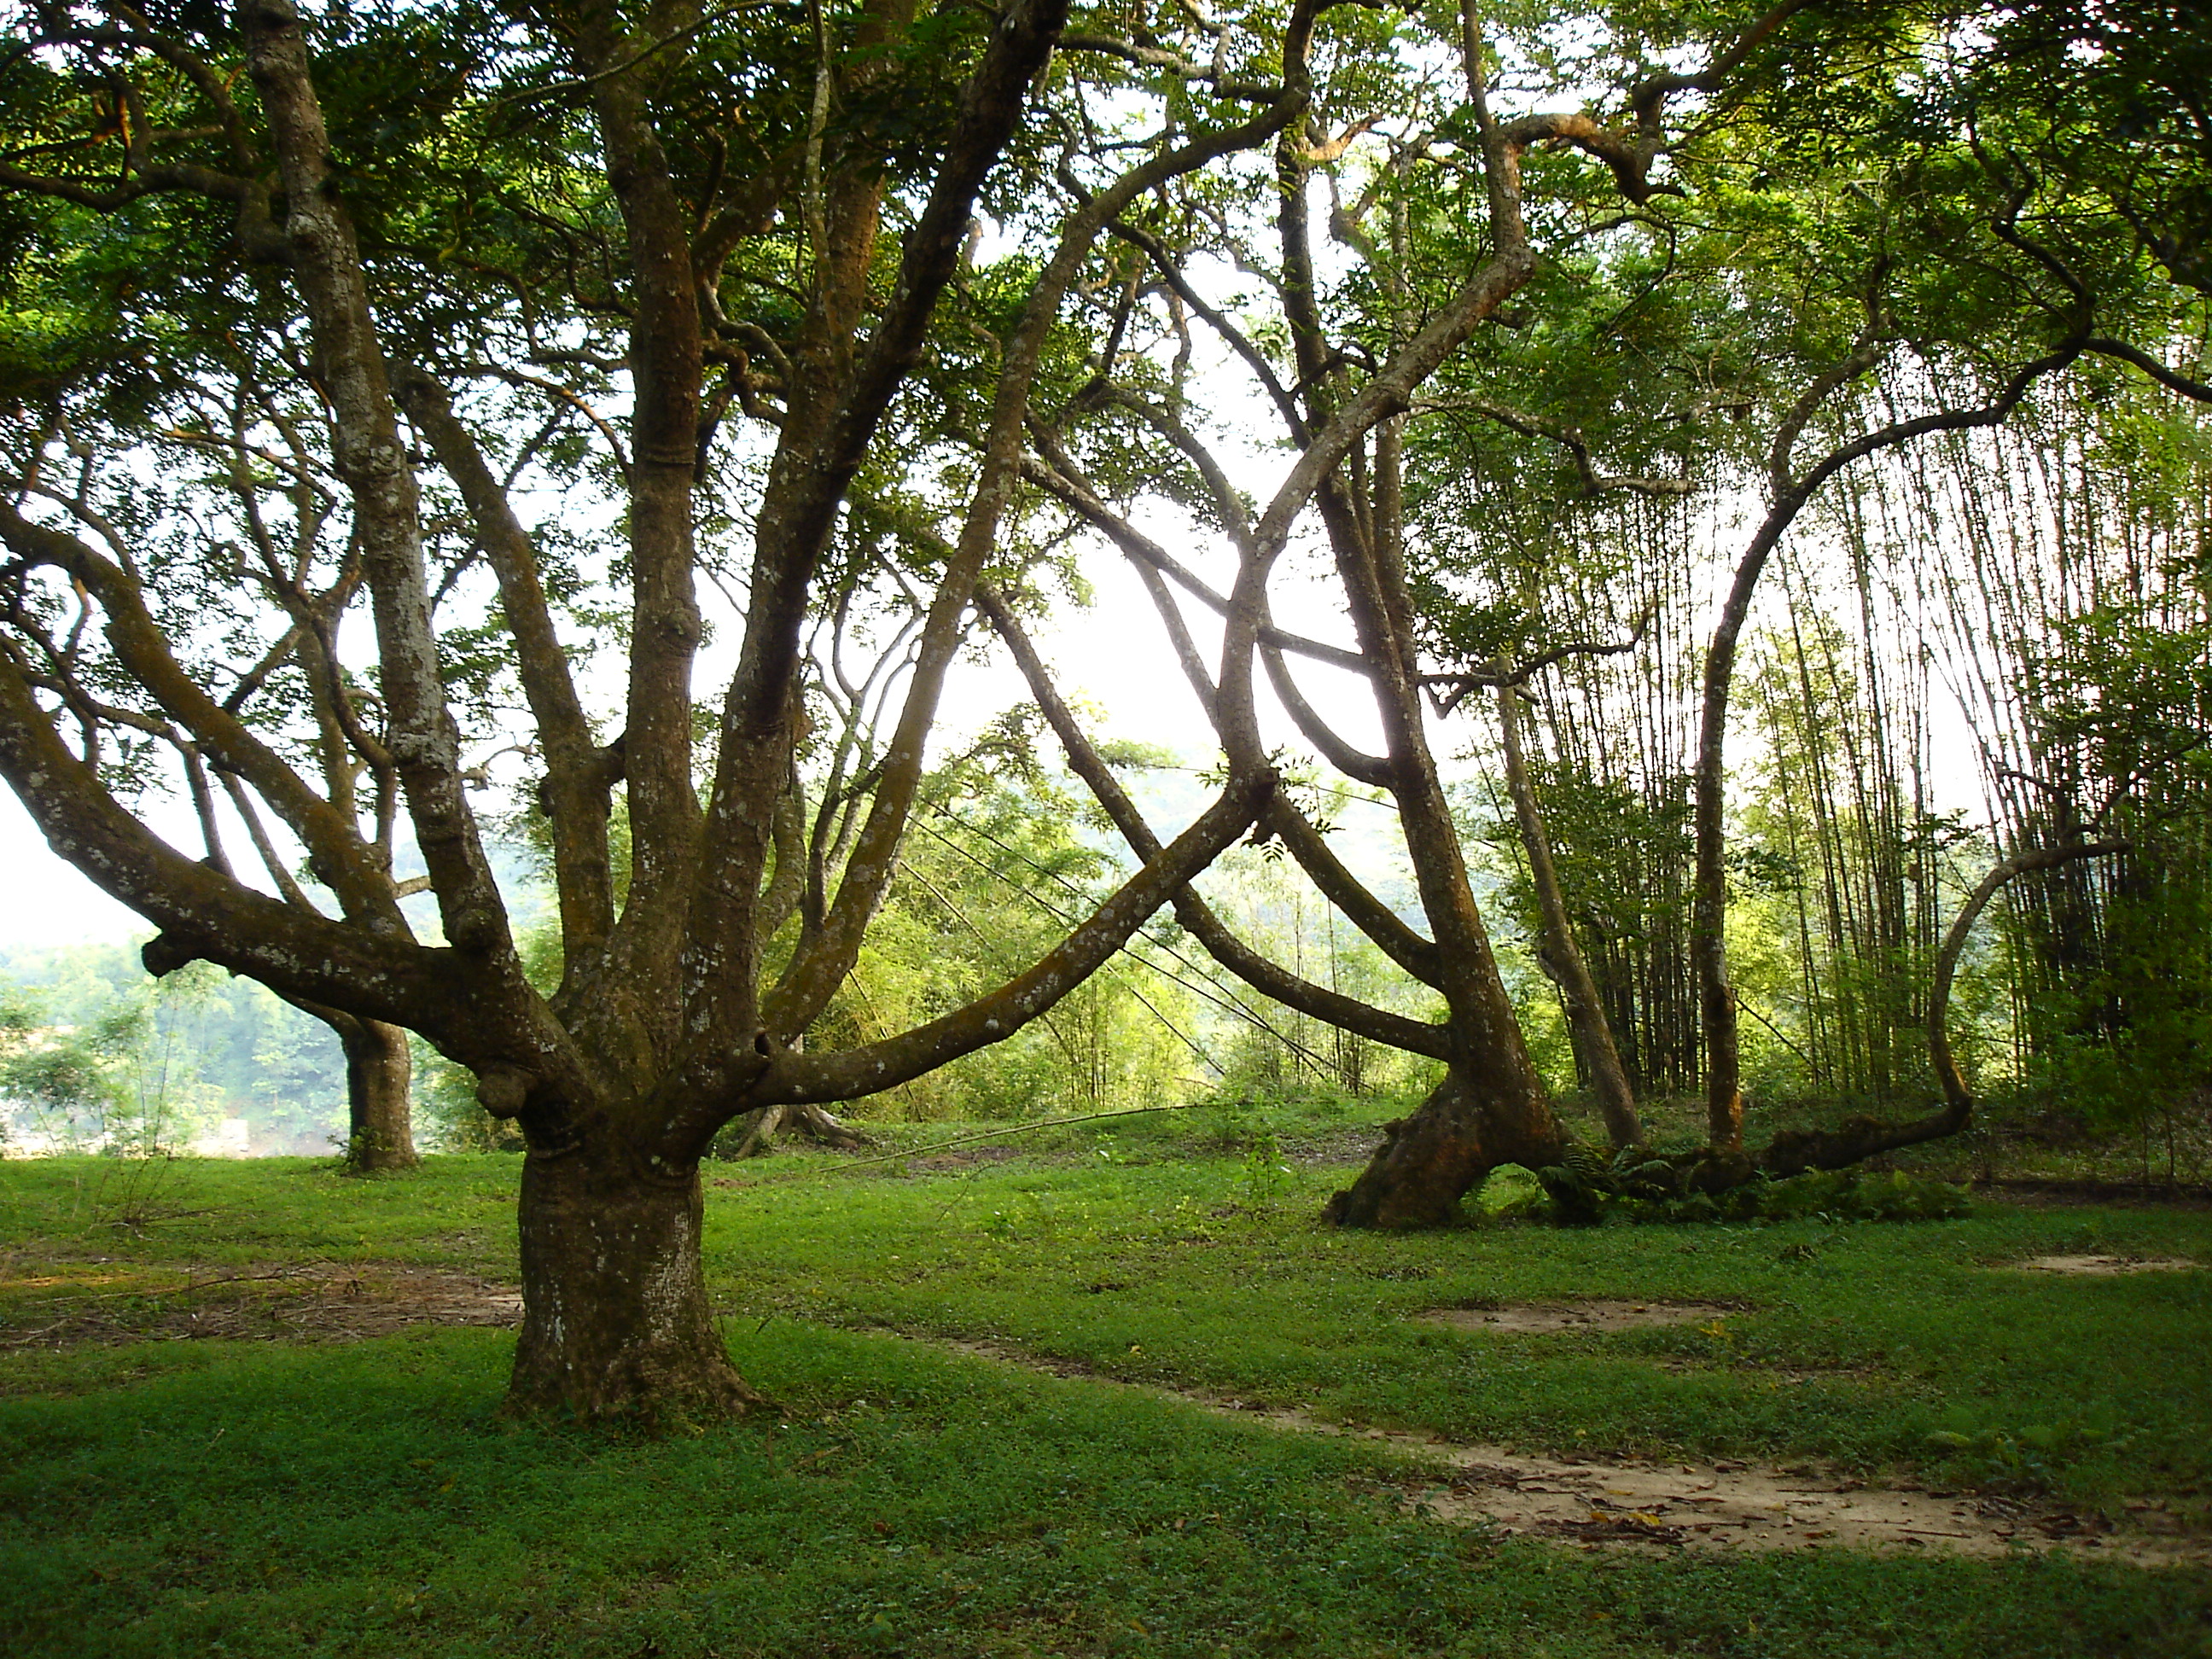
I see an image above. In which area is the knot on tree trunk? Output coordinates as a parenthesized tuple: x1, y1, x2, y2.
(475, 1065, 533, 1119)
(142, 929, 208, 977)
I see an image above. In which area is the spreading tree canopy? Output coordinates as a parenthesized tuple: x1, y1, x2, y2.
(971, 0, 2211, 1222)
(0, 0, 1300, 1417)
(3, 0, 2205, 1422)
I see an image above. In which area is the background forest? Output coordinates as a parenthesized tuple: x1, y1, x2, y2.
(13, 358, 2212, 1196)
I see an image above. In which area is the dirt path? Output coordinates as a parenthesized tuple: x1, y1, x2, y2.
(917, 1333, 2208, 1570)
(2006, 1254, 2202, 1276)
(1311, 1417, 2198, 1567)
(0, 1260, 520, 1352)
(1415, 1298, 1738, 1335)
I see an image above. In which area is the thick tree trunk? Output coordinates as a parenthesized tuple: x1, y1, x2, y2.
(338, 1016, 418, 1173)
(508, 1144, 765, 1423)
(1323, 1068, 1566, 1229)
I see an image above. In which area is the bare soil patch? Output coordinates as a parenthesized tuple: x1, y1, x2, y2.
(917, 1332, 2205, 1569)
(0, 1260, 521, 1353)
(2009, 1254, 2202, 1276)
(1352, 1431, 2203, 1568)
(902, 1145, 1027, 1175)
(1417, 1299, 1738, 1334)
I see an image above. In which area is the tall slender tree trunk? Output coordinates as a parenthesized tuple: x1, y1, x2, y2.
(1694, 504, 1805, 1148)
(1497, 684, 1643, 1148)
(509, 1134, 765, 1423)
(1694, 630, 1751, 1151)
(337, 1015, 418, 1172)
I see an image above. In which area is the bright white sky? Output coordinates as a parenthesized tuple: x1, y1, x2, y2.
(0, 793, 141, 945)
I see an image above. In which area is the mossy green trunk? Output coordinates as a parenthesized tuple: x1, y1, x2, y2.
(509, 1143, 762, 1423)
(340, 1017, 418, 1173)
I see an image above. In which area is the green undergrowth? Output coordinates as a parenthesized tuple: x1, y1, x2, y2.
(701, 1156, 2212, 1511)
(1511, 1155, 1973, 1228)
(2, 1153, 2209, 1656)
(3, 1323, 2208, 1658)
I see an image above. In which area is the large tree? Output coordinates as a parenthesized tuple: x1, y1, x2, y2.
(983, 0, 2210, 1224)
(982, 0, 1803, 1224)
(0, 0, 1380, 1417)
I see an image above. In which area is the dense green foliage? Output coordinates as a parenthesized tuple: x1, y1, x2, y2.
(1452, 364, 2212, 1150)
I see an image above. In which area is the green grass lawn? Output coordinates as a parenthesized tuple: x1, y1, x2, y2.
(2, 1139, 2209, 1657)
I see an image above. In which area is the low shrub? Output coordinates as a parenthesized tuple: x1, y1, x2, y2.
(1519, 1146, 1970, 1226)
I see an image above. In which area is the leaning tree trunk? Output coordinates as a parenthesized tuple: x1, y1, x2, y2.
(1926, 840, 2128, 1123)
(1667, 841, 2134, 1181)
(508, 1136, 765, 1423)
(336, 1015, 418, 1173)
(1497, 684, 1644, 1149)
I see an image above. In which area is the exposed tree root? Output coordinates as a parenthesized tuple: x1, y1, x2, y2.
(1321, 1074, 1565, 1230)
(1327, 842, 2139, 1231)
(1758, 1100, 1969, 1179)
(1327, 1094, 1976, 1231)
(720, 1100, 873, 1161)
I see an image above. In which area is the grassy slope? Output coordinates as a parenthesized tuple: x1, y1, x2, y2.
(1, 1145, 2209, 1658)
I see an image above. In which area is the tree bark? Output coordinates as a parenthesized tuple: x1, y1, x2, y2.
(1926, 840, 2128, 1121)
(1321, 1068, 1564, 1228)
(508, 1141, 765, 1424)
(337, 1015, 417, 1173)
(1497, 684, 1643, 1149)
